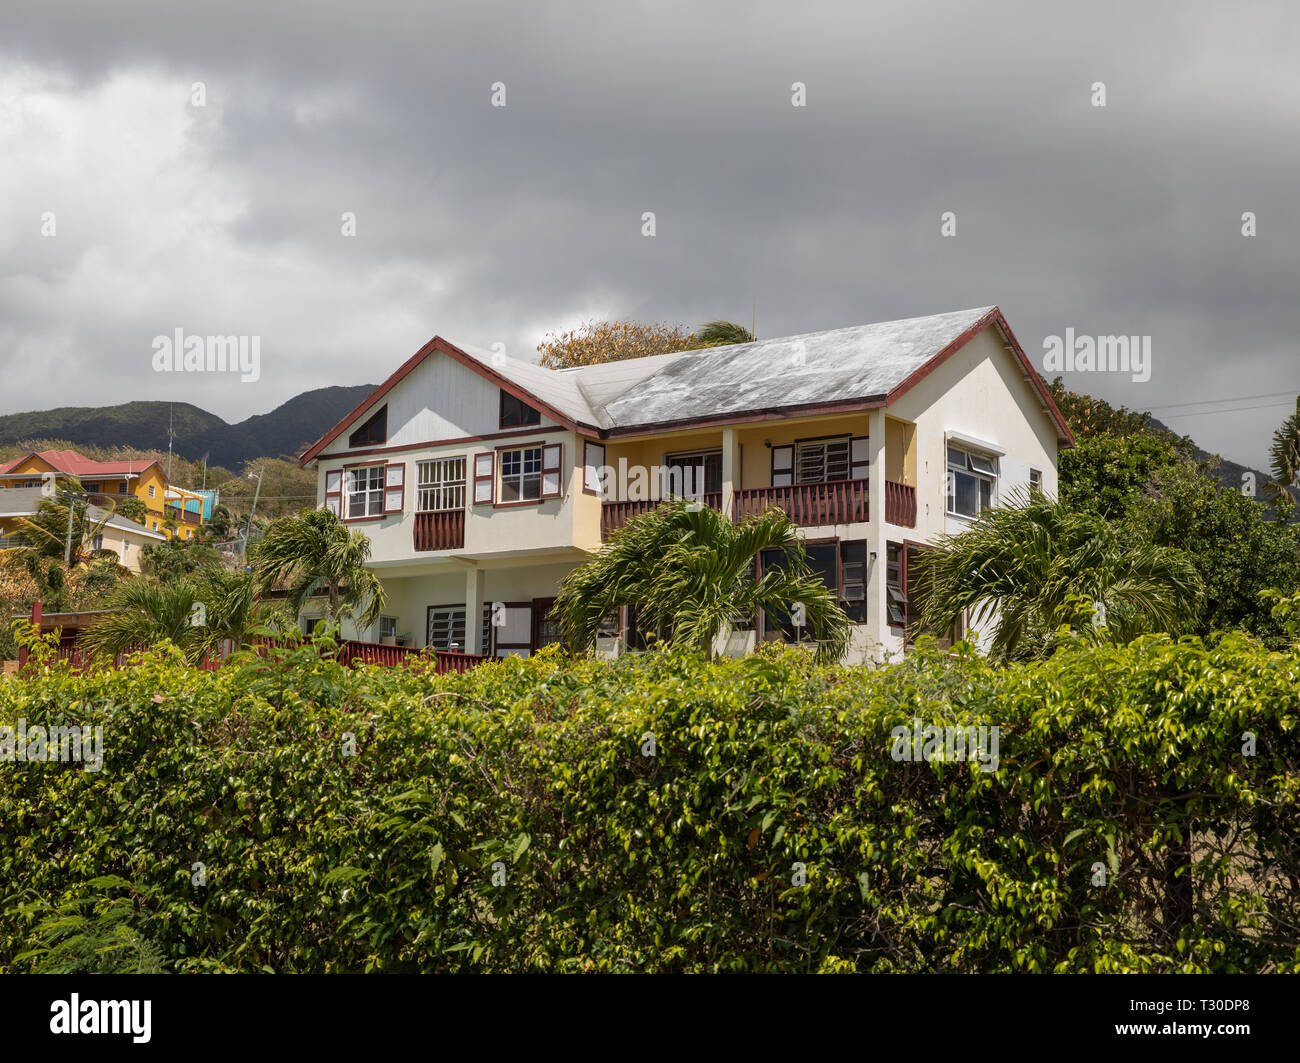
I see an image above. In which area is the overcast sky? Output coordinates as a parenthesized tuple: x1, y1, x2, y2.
(1, 1, 1297, 468)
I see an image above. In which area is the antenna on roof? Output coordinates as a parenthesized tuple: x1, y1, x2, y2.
(167, 405, 174, 482)
(752, 301, 756, 341)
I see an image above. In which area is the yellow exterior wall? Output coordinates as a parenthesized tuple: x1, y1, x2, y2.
(1, 459, 183, 539)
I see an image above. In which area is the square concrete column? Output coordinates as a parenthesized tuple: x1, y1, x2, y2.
(464, 566, 486, 653)
(721, 427, 738, 518)
(867, 409, 888, 646)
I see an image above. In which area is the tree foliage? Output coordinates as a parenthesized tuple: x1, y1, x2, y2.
(2, 638, 1296, 973)
(555, 499, 850, 661)
(251, 508, 386, 631)
(912, 491, 1204, 661)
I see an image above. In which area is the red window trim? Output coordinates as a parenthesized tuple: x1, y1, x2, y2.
(472, 452, 495, 505)
(324, 468, 343, 517)
(541, 443, 563, 499)
(582, 441, 606, 496)
(341, 461, 388, 521)
(383, 462, 405, 514)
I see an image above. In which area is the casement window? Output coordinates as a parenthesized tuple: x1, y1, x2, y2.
(663, 449, 722, 497)
(758, 541, 839, 643)
(1029, 468, 1042, 492)
(349, 405, 387, 448)
(532, 597, 564, 650)
(886, 543, 908, 628)
(498, 444, 562, 502)
(91, 533, 103, 552)
(500, 391, 541, 429)
(583, 442, 606, 495)
(947, 444, 998, 517)
(427, 604, 493, 654)
(417, 457, 466, 512)
(324, 470, 343, 516)
(379, 616, 399, 641)
(771, 436, 869, 486)
(500, 446, 543, 502)
(839, 539, 867, 623)
(118, 480, 129, 494)
(347, 465, 386, 518)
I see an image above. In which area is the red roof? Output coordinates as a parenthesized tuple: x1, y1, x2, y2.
(0, 449, 161, 478)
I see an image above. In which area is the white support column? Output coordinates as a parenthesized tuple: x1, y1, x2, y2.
(721, 427, 738, 518)
(464, 566, 485, 653)
(867, 409, 888, 648)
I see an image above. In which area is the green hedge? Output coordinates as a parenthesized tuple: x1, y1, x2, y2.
(1, 632, 1297, 972)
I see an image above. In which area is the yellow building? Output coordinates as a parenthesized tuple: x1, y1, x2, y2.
(0, 449, 201, 540)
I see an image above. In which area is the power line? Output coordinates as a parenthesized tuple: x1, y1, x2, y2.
(1159, 401, 1297, 419)
(1145, 390, 1300, 412)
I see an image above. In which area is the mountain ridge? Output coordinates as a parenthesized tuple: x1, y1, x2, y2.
(0, 386, 376, 469)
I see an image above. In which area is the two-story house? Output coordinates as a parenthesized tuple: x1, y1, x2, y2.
(0, 449, 203, 540)
(299, 305, 1074, 663)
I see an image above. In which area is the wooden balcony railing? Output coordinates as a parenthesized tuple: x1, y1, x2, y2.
(599, 480, 917, 532)
(601, 492, 723, 538)
(884, 480, 917, 527)
(413, 509, 466, 551)
(733, 479, 870, 526)
(164, 505, 202, 525)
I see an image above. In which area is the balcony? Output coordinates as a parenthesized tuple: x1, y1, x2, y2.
(884, 480, 917, 526)
(413, 509, 466, 551)
(164, 505, 202, 525)
(733, 479, 870, 526)
(601, 492, 723, 537)
(600, 479, 916, 537)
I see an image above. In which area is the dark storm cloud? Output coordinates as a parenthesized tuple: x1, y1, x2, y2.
(1, 0, 1296, 466)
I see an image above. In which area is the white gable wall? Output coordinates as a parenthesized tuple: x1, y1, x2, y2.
(329, 351, 559, 457)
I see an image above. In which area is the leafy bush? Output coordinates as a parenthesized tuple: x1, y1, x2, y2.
(1, 634, 1296, 973)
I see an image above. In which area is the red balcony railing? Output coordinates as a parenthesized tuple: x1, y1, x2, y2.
(599, 480, 917, 532)
(733, 479, 870, 526)
(601, 492, 723, 538)
(884, 480, 917, 527)
(413, 509, 466, 551)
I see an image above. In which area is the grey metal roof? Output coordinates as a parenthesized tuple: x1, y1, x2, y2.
(601, 307, 996, 428)
(459, 306, 998, 432)
(0, 487, 167, 539)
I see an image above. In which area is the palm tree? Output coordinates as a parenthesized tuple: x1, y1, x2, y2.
(81, 569, 285, 664)
(13, 484, 117, 569)
(251, 508, 386, 631)
(82, 579, 208, 663)
(555, 498, 850, 661)
(1266, 396, 1300, 511)
(684, 321, 756, 349)
(910, 490, 1203, 662)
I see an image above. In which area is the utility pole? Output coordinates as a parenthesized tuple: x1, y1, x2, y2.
(243, 466, 264, 555)
(63, 484, 80, 566)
